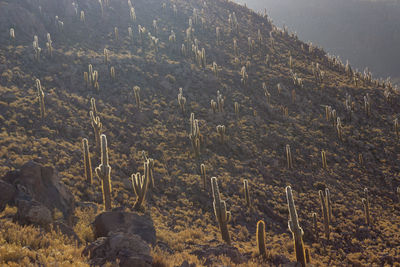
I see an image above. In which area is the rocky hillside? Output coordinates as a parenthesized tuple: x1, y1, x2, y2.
(0, 0, 399, 266)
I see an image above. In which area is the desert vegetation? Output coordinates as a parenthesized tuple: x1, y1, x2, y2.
(0, 0, 399, 266)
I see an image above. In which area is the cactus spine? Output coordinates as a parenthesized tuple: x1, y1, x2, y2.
(286, 186, 306, 267)
(286, 144, 293, 169)
(200, 163, 206, 190)
(319, 190, 330, 240)
(211, 177, 231, 245)
(95, 135, 112, 211)
(243, 179, 251, 207)
(82, 138, 92, 184)
(256, 220, 267, 258)
(131, 160, 150, 211)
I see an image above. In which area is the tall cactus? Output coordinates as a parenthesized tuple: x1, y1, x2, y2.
(200, 163, 206, 190)
(319, 190, 330, 240)
(131, 160, 150, 211)
(325, 188, 332, 222)
(362, 188, 371, 225)
(90, 111, 102, 154)
(211, 177, 231, 245)
(243, 179, 251, 208)
(82, 138, 92, 184)
(256, 220, 267, 258)
(286, 144, 293, 169)
(95, 135, 112, 211)
(216, 125, 226, 143)
(133, 86, 141, 109)
(286, 186, 306, 267)
(321, 150, 328, 169)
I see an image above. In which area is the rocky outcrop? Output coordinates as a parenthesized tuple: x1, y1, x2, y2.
(1, 161, 75, 227)
(83, 231, 152, 267)
(0, 180, 16, 210)
(84, 211, 156, 266)
(93, 211, 156, 245)
(2, 161, 75, 223)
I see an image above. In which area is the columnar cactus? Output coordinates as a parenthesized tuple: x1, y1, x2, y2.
(104, 48, 109, 64)
(148, 158, 155, 189)
(234, 102, 239, 116)
(216, 125, 226, 143)
(9, 28, 15, 40)
(336, 117, 343, 141)
(90, 111, 102, 154)
(240, 66, 248, 85)
(326, 188, 332, 222)
(395, 118, 399, 140)
(286, 186, 306, 267)
(110, 66, 115, 80)
(397, 186, 400, 202)
(35, 79, 45, 119)
(130, 7, 136, 22)
(91, 97, 98, 119)
(46, 33, 53, 57)
(286, 144, 293, 169)
(211, 177, 231, 245)
(131, 161, 150, 211)
(33, 35, 41, 61)
(217, 91, 224, 112)
(362, 188, 371, 225)
(243, 179, 251, 207)
(80, 10, 85, 23)
(364, 94, 371, 117)
(359, 153, 363, 166)
(114, 27, 119, 41)
(319, 190, 330, 240)
(212, 62, 218, 77)
(321, 150, 327, 169)
(200, 163, 206, 190)
(95, 134, 112, 211)
(189, 113, 201, 157)
(133, 86, 141, 109)
(256, 220, 267, 258)
(82, 138, 93, 184)
(177, 87, 186, 114)
(211, 100, 217, 113)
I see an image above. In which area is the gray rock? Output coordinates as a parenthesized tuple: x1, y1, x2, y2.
(0, 180, 16, 211)
(16, 199, 52, 227)
(83, 232, 152, 267)
(93, 211, 156, 245)
(2, 161, 75, 223)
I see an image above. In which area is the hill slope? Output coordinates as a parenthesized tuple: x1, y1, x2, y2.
(0, 0, 399, 266)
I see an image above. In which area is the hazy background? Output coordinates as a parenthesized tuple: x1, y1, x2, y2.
(234, 0, 400, 85)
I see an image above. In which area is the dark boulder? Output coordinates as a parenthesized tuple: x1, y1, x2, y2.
(93, 211, 156, 245)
